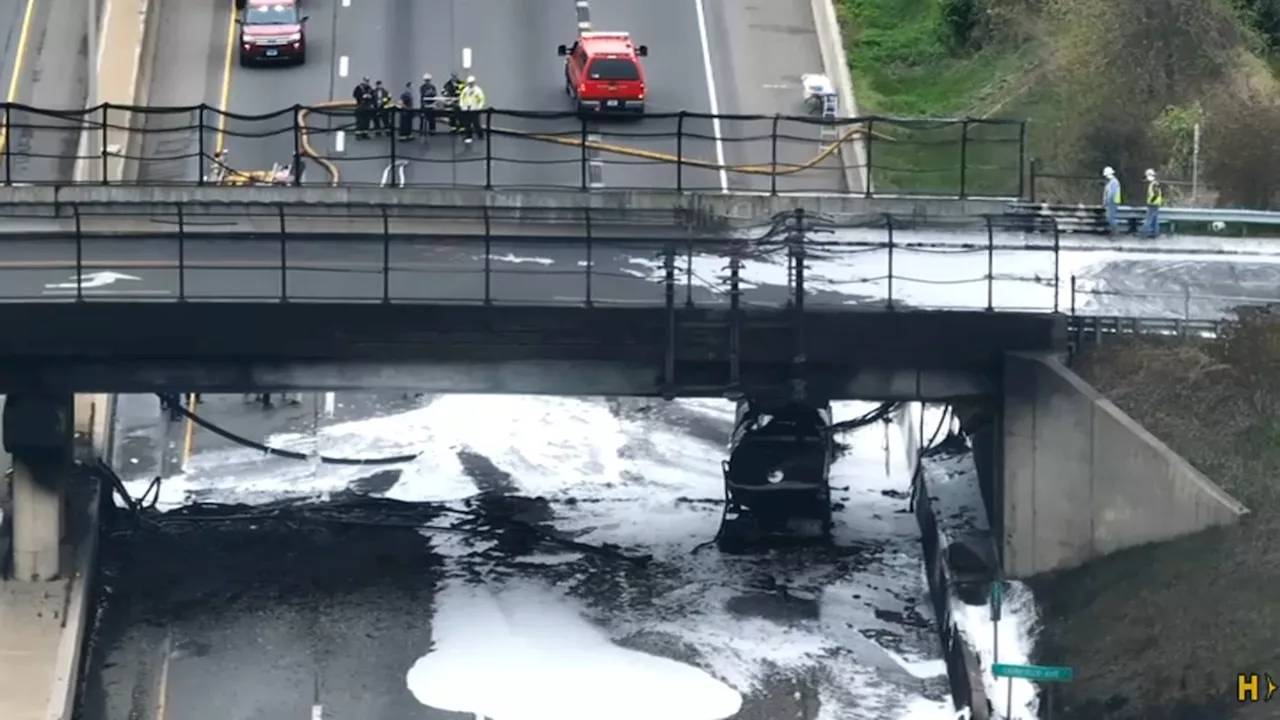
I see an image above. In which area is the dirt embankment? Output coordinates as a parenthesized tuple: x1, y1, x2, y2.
(1028, 315, 1280, 720)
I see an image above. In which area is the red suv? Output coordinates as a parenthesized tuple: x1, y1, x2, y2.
(238, 0, 307, 66)
(557, 32, 648, 114)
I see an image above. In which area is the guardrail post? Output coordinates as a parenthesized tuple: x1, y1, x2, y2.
(99, 104, 109, 184)
(663, 244, 677, 398)
(675, 112, 684, 193)
(769, 114, 780, 196)
(684, 236, 694, 307)
(74, 205, 83, 302)
(1028, 158, 1038, 202)
(197, 106, 206, 185)
(482, 205, 492, 305)
(1052, 219, 1061, 312)
(864, 119, 874, 198)
(176, 204, 186, 300)
(789, 210, 807, 402)
(583, 207, 593, 306)
(728, 249, 741, 387)
(1017, 121, 1027, 199)
(1069, 274, 1077, 315)
(958, 120, 968, 199)
(985, 215, 994, 311)
(885, 214, 895, 309)
(484, 109, 493, 189)
(292, 105, 303, 187)
(381, 206, 391, 303)
(388, 115, 398, 182)
(579, 115, 589, 191)
(278, 205, 288, 301)
(3, 105, 10, 184)
(1183, 283, 1192, 320)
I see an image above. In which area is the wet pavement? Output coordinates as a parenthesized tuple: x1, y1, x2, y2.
(79, 393, 952, 720)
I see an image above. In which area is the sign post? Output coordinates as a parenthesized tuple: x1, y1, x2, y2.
(992, 663, 1073, 719)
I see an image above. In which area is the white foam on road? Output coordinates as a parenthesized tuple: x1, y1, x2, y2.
(405, 581, 744, 720)
(914, 404, 1042, 720)
(162, 396, 956, 718)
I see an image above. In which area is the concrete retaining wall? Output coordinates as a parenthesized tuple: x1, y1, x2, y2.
(1001, 352, 1249, 577)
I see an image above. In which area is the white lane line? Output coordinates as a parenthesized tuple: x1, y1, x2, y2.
(41, 289, 172, 296)
(692, 0, 729, 193)
(462, 47, 472, 70)
(311, 705, 323, 720)
(335, 130, 345, 153)
(575, 0, 587, 6)
(341, 0, 349, 6)
(338, 55, 349, 77)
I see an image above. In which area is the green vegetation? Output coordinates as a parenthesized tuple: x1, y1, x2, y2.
(836, 0, 1280, 205)
(1027, 312, 1280, 718)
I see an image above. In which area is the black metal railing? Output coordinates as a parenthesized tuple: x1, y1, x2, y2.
(0, 205, 1274, 314)
(0, 103, 1025, 196)
(1027, 159, 1205, 206)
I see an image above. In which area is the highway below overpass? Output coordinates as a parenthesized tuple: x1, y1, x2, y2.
(139, 0, 848, 192)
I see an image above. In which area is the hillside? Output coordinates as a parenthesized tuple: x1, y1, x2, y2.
(835, 0, 1280, 206)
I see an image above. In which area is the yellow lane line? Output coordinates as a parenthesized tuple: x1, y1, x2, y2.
(296, 100, 893, 185)
(0, 0, 40, 159)
(214, 1, 237, 156)
(156, 631, 173, 720)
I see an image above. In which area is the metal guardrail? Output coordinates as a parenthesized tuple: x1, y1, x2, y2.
(1011, 201, 1280, 229)
(0, 103, 1025, 196)
(0, 207, 1276, 314)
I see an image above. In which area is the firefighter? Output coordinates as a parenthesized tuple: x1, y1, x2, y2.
(458, 75, 486, 143)
(398, 83, 415, 141)
(418, 73, 439, 135)
(352, 77, 374, 139)
(372, 80, 392, 135)
(442, 72, 462, 132)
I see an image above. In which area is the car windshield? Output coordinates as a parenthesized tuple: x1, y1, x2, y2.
(587, 58, 639, 81)
(245, 4, 298, 24)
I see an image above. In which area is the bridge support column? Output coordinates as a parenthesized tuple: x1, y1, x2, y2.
(4, 392, 74, 581)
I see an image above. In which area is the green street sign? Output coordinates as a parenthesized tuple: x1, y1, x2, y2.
(990, 581, 1003, 622)
(992, 663, 1073, 682)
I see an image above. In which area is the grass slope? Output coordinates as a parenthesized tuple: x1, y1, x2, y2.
(1029, 339, 1280, 719)
(834, 0, 1031, 195)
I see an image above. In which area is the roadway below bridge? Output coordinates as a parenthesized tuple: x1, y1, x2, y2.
(137, 0, 848, 191)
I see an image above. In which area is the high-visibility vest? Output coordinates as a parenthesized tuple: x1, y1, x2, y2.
(1146, 181, 1164, 207)
(460, 86, 486, 111)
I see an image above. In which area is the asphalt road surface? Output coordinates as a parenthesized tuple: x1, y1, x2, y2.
(82, 393, 947, 720)
(142, 0, 848, 191)
(2, 0, 87, 184)
(0, 233, 870, 306)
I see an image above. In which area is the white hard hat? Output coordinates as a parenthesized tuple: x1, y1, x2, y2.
(423, 73, 432, 80)
(1102, 166, 1114, 177)
(1144, 168, 1156, 179)
(466, 75, 476, 84)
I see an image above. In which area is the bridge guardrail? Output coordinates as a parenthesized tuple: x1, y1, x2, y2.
(0, 102, 1025, 197)
(0, 207, 1277, 314)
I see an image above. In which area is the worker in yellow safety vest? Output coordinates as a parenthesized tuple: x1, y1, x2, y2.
(458, 76, 487, 144)
(1142, 168, 1163, 238)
